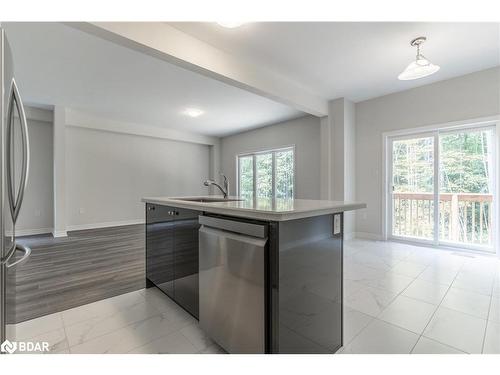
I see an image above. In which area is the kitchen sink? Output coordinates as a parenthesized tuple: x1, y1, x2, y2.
(171, 197, 243, 203)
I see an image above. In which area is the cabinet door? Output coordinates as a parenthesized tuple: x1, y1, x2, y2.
(173, 208, 201, 318)
(146, 204, 175, 298)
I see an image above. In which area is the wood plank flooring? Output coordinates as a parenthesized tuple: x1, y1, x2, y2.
(14, 224, 145, 323)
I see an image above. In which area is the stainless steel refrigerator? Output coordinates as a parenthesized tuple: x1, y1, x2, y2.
(0, 26, 31, 346)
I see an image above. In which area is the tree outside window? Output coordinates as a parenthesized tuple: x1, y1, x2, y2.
(238, 147, 294, 200)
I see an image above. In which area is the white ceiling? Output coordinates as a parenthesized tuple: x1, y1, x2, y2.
(4, 23, 499, 139)
(3, 22, 304, 137)
(170, 22, 500, 102)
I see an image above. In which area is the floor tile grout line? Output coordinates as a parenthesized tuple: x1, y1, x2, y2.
(124, 323, 196, 354)
(66, 309, 182, 351)
(59, 313, 71, 354)
(68, 311, 193, 353)
(344, 240, 498, 354)
(412, 335, 467, 354)
(344, 253, 430, 352)
(480, 278, 495, 353)
(59, 291, 159, 349)
(16, 312, 66, 343)
(178, 325, 212, 352)
(66, 292, 196, 351)
(346, 249, 430, 299)
(23, 239, 500, 354)
(410, 262, 466, 354)
(377, 261, 432, 354)
(58, 289, 147, 328)
(61, 299, 152, 332)
(341, 314, 375, 348)
(347, 248, 421, 275)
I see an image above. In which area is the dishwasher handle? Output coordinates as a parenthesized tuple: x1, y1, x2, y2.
(199, 215, 267, 238)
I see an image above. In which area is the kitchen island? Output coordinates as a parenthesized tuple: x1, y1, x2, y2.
(142, 196, 366, 354)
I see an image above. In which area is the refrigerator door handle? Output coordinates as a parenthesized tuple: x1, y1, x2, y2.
(6, 77, 30, 224)
(4, 243, 31, 269)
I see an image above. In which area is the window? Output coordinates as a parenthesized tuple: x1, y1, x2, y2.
(388, 126, 497, 253)
(237, 147, 294, 199)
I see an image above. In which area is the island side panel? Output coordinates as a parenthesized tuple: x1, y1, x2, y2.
(277, 213, 343, 353)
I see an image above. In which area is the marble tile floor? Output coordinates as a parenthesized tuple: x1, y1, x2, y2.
(13, 287, 225, 354)
(13, 239, 500, 354)
(341, 239, 500, 354)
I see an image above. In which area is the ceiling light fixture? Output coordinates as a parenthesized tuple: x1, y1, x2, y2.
(398, 36, 440, 81)
(183, 107, 204, 118)
(216, 22, 245, 28)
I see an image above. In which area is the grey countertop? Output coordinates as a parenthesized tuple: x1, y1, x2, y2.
(141, 196, 366, 221)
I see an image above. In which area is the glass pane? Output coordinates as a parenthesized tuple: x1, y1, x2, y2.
(238, 156, 254, 199)
(392, 136, 434, 240)
(256, 153, 273, 198)
(275, 149, 294, 199)
(439, 129, 494, 250)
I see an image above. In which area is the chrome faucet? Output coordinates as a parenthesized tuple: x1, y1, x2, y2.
(204, 173, 229, 198)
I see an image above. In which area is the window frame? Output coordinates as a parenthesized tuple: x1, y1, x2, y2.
(236, 145, 296, 199)
(385, 123, 498, 254)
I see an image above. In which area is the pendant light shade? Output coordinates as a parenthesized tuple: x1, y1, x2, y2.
(398, 37, 440, 80)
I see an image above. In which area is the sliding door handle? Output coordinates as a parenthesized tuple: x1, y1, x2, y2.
(6, 78, 30, 223)
(5, 243, 31, 269)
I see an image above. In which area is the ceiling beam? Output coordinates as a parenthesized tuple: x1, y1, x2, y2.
(67, 22, 328, 117)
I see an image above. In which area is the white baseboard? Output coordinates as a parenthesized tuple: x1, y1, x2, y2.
(9, 228, 53, 237)
(344, 232, 355, 241)
(66, 219, 145, 232)
(354, 232, 384, 241)
(52, 230, 68, 238)
(15, 220, 145, 238)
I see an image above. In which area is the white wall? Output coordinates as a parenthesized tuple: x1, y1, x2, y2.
(16, 107, 217, 234)
(344, 100, 356, 237)
(323, 98, 357, 238)
(220, 115, 322, 199)
(355, 67, 500, 238)
(16, 113, 54, 234)
(65, 126, 211, 229)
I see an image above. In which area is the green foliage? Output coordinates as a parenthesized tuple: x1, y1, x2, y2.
(393, 137, 434, 193)
(239, 156, 253, 199)
(440, 132, 491, 194)
(239, 149, 294, 199)
(275, 150, 294, 199)
(392, 130, 492, 194)
(391, 129, 494, 247)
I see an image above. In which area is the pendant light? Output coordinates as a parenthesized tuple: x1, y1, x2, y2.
(398, 36, 440, 80)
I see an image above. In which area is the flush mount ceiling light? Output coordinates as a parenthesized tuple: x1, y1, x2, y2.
(398, 36, 440, 81)
(182, 107, 204, 118)
(216, 22, 245, 28)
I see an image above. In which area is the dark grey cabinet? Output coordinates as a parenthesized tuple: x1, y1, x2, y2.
(146, 203, 200, 318)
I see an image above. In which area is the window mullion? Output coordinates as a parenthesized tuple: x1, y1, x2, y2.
(237, 157, 240, 197)
(272, 151, 276, 199)
(434, 132, 440, 246)
(252, 154, 257, 199)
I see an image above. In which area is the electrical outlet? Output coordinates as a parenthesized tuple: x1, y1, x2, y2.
(79, 208, 85, 214)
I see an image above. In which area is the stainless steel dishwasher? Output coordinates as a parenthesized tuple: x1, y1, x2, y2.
(198, 215, 267, 354)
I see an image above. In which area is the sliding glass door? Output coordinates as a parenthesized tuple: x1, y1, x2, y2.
(391, 135, 436, 241)
(439, 128, 495, 248)
(389, 126, 496, 252)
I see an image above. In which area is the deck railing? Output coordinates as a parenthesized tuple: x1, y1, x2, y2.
(393, 192, 493, 245)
